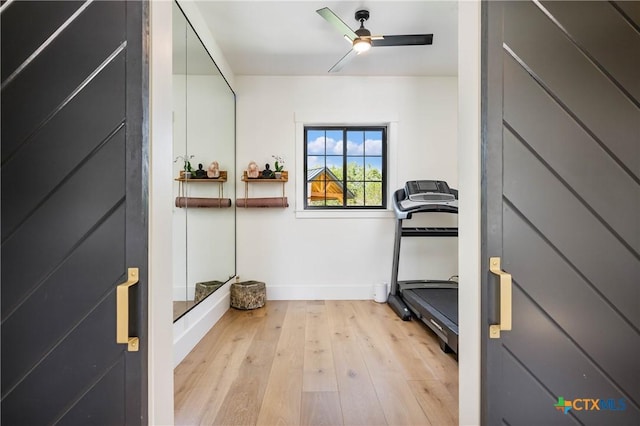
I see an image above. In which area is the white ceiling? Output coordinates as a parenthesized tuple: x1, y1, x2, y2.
(193, 0, 459, 76)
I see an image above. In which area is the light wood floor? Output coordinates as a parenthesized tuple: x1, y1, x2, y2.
(174, 300, 458, 426)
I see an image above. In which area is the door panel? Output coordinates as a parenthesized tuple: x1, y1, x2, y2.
(1, 53, 126, 236)
(504, 204, 640, 400)
(503, 130, 640, 326)
(501, 347, 579, 426)
(483, 1, 640, 425)
(1, 1, 147, 424)
(502, 1, 640, 177)
(1, 0, 127, 160)
(2, 204, 125, 394)
(3, 299, 125, 425)
(0, 1, 84, 82)
(56, 359, 126, 426)
(539, 1, 640, 102)
(503, 55, 640, 253)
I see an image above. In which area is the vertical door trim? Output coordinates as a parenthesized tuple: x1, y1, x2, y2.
(124, 1, 149, 422)
(481, 1, 505, 424)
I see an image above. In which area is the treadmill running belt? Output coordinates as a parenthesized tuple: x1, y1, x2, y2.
(405, 288, 458, 324)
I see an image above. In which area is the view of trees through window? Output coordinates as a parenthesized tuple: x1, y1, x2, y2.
(304, 126, 386, 208)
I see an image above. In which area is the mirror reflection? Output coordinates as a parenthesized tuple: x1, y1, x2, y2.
(172, 2, 236, 321)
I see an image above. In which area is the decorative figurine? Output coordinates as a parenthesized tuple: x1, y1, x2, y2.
(262, 163, 274, 178)
(247, 161, 260, 178)
(195, 163, 206, 178)
(207, 161, 220, 178)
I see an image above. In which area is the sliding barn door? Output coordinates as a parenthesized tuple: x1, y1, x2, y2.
(482, 1, 639, 425)
(1, 1, 149, 424)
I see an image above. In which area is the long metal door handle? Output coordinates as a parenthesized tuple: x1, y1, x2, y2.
(489, 257, 512, 339)
(117, 267, 140, 351)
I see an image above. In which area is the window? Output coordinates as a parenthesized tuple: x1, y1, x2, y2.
(304, 126, 387, 209)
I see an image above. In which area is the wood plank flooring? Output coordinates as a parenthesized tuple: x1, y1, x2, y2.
(174, 300, 458, 426)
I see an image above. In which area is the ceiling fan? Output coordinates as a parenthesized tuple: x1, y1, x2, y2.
(316, 7, 433, 73)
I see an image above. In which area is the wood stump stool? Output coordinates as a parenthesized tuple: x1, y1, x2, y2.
(230, 280, 266, 310)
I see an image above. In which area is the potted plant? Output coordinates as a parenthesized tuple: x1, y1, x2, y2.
(175, 154, 194, 179)
(272, 155, 285, 179)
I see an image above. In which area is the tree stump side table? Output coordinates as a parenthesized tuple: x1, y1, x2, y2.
(230, 280, 266, 310)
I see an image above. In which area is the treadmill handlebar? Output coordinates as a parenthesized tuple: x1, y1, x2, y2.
(393, 188, 459, 220)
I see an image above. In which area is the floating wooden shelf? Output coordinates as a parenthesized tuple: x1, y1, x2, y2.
(239, 170, 288, 208)
(175, 171, 229, 207)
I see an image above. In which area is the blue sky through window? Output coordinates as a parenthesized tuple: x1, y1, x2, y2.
(307, 129, 383, 172)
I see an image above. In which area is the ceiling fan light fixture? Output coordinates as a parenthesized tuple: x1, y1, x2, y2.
(352, 38, 371, 53)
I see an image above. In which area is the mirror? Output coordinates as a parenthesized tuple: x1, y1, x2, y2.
(172, 2, 236, 321)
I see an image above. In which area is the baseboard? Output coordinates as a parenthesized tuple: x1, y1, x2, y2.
(266, 284, 377, 301)
(173, 282, 231, 367)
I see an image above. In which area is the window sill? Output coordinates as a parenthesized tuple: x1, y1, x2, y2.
(294, 209, 395, 220)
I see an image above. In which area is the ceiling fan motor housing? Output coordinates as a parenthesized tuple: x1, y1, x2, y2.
(355, 10, 371, 38)
(355, 10, 370, 22)
(356, 27, 371, 38)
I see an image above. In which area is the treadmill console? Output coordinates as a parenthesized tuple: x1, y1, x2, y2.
(405, 180, 455, 202)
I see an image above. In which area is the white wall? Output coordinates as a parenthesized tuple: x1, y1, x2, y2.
(235, 76, 458, 300)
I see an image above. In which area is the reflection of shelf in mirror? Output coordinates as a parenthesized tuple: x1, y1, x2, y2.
(175, 170, 229, 207)
(240, 170, 287, 183)
(236, 197, 288, 208)
(174, 170, 228, 183)
(175, 197, 232, 208)
(239, 170, 288, 208)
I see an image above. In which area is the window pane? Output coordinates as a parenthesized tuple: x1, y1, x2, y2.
(365, 157, 383, 181)
(364, 181, 383, 206)
(346, 130, 364, 155)
(307, 130, 326, 155)
(346, 182, 364, 206)
(307, 155, 324, 170)
(308, 176, 328, 205)
(325, 130, 343, 155)
(346, 157, 364, 181)
(325, 155, 342, 169)
(364, 131, 383, 155)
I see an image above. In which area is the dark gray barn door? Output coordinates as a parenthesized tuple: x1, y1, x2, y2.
(483, 1, 639, 425)
(1, 1, 148, 424)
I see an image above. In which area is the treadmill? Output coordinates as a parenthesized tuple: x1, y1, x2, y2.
(387, 180, 459, 355)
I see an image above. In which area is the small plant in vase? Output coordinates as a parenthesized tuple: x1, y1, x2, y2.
(175, 155, 194, 179)
(272, 155, 285, 179)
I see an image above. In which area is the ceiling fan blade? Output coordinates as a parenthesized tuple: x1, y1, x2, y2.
(328, 49, 356, 73)
(316, 7, 357, 41)
(371, 34, 433, 47)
